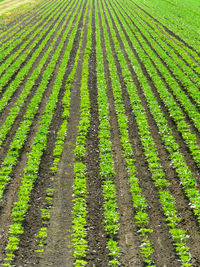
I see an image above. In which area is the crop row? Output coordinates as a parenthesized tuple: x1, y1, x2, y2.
(0, 0, 81, 200)
(0, 0, 61, 61)
(101, 0, 194, 265)
(98, 0, 156, 265)
(95, 1, 120, 265)
(0, 0, 80, 201)
(71, 0, 91, 265)
(0, 0, 78, 149)
(1, 1, 85, 264)
(111, 0, 200, 226)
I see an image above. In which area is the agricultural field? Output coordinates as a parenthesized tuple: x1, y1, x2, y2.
(0, 0, 200, 266)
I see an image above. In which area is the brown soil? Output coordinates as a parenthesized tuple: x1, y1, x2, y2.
(85, 2, 109, 265)
(1, 0, 200, 266)
(35, 3, 88, 266)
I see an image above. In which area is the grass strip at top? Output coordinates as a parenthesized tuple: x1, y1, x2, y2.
(126, 2, 200, 79)
(132, 0, 200, 54)
(115, 0, 200, 188)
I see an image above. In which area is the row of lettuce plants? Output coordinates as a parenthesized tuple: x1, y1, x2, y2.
(0, 0, 78, 147)
(2, 1, 86, 265)
(35, 0, 88, 253)
(0, 0, 54, 41)
(103, 0, 192, 265)
(0, 0, 82, 200)
(0, 0, 61, 61)
(96, 1, 120, 265)
(112, 0, 200, 240)
(114, 0, 200, 169)
(98, 0, 154, 265)
(0, 0, 65, 77)
(71, 1, 91, 266)
(72, 1, 92, 266)
(0, 0, 69, 92)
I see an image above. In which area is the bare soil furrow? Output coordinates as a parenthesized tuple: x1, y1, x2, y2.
(13, 28, 82, 264)
(85, 2, 109, 265)
(37, 4, 89, 266)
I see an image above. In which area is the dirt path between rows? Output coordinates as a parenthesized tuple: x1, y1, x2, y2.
(38, 7, 89, 267)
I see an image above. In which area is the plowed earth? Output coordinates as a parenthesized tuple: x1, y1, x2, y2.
(1, 0, 200, 266)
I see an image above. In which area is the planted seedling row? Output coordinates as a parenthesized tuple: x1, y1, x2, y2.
(0, 0, 62, 61)
(95, 1, 120, 265)
(0, 0, 55, 42)
(0, 0, 69, 92)
(71, 1, 94, 265)
(36, 0, 88, 253)
(98, 0, 156, 265)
